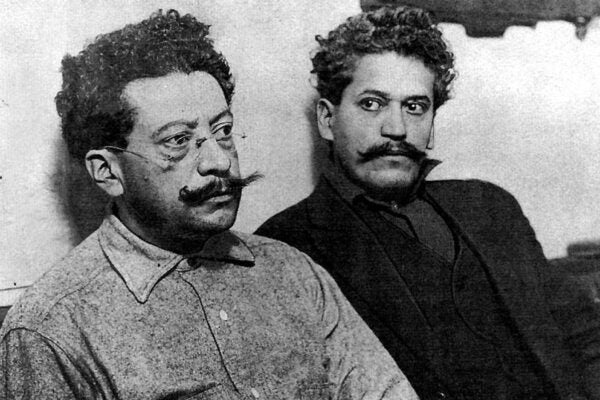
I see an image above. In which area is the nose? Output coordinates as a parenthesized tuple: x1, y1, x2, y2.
(196, 138, 232, 177)
(380, 102, 406, 140)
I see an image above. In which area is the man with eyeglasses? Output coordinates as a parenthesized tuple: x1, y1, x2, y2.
(257, 6, 600, 400)
(0, 10, 416, 399)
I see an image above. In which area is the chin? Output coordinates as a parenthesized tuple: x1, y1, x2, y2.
(174, 204, 236, 238)
(179, 218, 234, 241)
(359, 168, 419, 193)
(208, 205, 239, 229)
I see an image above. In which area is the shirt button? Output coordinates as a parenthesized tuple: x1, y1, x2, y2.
(219, 310, 228, 321)
(250, 388, 260, 398)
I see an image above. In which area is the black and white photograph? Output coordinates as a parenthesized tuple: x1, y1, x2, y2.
(1, 1, 600, 398)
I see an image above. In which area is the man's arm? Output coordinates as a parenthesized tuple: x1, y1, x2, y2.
(542, 262, 600, 399)
(480, 181, 600, 399)
(300, 253, 419, 400)
(0, 328, 93, 399)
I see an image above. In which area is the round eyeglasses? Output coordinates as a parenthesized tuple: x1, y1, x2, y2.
(104, 130, 246, 170)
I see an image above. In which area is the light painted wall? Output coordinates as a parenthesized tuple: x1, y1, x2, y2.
(1, 0, 599, 304)
(430, 20, 600, 262)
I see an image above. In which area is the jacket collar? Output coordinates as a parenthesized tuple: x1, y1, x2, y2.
(309, 157, 439, 230)
(98, 213, 255, 303)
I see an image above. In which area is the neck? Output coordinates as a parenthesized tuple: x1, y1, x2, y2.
(366, 184, 418, 204)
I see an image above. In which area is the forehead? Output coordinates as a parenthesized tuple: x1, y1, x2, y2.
(122, 71, 228, 131)
(346, 52, 435, 97)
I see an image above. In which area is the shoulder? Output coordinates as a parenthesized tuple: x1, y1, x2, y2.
(1, 231, 112, 338)
(426, 179, 520, 211)
(234, 231, 310, 265)
(255, 194, 317, 248)
(426, 179, 537, 244)
(427, 178, 514, 198)
(232, 232, 352, 327)
(236, 231, 328, 281)
(257, 197, 311, 231)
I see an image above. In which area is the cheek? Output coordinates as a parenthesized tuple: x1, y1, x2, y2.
(406, 118, 433, 147)
(125, 165, 177, 199)
(411, 131, 430, 147)
(333, 120, 370, 154)
(131, 176, 168, 199)
(332, 133, 358, 161)
(230, 161, 241, 177)
(226, 150, 241, 175)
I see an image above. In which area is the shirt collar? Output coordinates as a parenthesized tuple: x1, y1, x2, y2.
(323, 157, 441, 206)
(98, 213, 255, 303)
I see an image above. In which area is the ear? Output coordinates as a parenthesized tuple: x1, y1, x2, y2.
(85, 149, 124, 198)
(316, 98, 336, 142)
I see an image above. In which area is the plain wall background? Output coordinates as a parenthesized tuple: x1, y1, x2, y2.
(1, 0, 600, 304)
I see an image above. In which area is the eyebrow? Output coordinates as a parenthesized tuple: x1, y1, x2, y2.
(403, 95, 432, 104)
(151, 108, 233, 138)
(209, 108, 233, 126)
(359, 89, 391, 99)
(359, 89, 432, 103)
(153, 119, 199, 138)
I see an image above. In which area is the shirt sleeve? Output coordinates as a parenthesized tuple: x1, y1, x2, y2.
(0, 328, 94, 399)
(301, 254, 419, 400)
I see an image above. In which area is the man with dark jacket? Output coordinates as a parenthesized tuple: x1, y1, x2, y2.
(257, 6, 600, 400)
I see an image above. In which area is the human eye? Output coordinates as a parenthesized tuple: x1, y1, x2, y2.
(213, 122, 234, 141)
(358, 98, 385, 112)
(404, 101, 430, 116)
(162, 131, 192, 147)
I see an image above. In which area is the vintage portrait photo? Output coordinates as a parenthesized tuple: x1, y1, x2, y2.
(1, 1, 600, 398)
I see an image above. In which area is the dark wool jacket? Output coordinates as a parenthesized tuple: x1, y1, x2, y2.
(257, 177, 600, 400)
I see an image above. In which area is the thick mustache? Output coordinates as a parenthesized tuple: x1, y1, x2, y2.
(358, 141, 427, 162)
(178, 172, 263, 204)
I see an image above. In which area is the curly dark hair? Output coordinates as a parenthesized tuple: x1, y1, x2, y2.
(311, 6, 455, 109)
(55, 9, 234, 160)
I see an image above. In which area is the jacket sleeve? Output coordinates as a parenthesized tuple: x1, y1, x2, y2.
(299, 253, 419, 400)
(482, 181, 600, 399)
(0, 328, 94, 399)
(543, 261, 600, 399)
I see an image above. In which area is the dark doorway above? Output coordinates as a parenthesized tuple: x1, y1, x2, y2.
(362, 0, 600, 39)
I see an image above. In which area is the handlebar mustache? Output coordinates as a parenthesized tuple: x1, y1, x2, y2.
(178, 172, 263, 204)
(358, 141, 427, 162)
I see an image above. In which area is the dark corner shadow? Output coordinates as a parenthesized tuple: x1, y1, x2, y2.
(51, 138, 109, 247)
(304, 93, 329, 185)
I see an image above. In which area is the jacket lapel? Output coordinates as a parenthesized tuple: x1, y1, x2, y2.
(423, 185, 586, 399)
(305, 179, 441, 361)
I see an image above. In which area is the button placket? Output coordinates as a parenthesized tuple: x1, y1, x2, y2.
(181, 267, 274, 399)
(219, 309, 229, 321)
(179, 271, 240, 392)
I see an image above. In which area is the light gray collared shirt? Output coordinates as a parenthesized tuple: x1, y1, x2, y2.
(0, 214, 417, 400)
